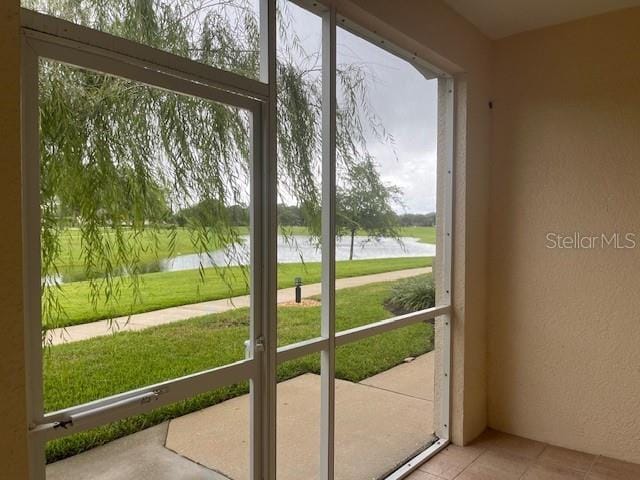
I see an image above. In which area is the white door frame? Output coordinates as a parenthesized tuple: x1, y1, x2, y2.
(21, 3, 454, 479)
(21, 9, 270, 479)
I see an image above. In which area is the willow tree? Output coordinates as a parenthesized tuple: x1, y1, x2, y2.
(27, 0, 392, 332)
(337, 157, 402, 260)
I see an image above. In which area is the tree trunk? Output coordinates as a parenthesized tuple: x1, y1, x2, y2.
(349, 228, 356, 260)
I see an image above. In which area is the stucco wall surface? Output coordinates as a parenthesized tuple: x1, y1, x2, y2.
(0, 0, 30, 478)
(489, 7, 640, 463)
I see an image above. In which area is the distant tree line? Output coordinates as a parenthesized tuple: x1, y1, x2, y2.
(173, 199, 249, 227)
(59, 196, 434, 232)
(397, 212, 436, 227)
(172, 200, 435, 230)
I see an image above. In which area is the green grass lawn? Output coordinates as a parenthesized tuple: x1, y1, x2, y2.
(50, 256, 432, 328)
(398, 226, 436, 244)
(53, 228, 232, 281)
(44, 277, 434, 463)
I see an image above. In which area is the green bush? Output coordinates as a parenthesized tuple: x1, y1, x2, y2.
(384, 274, 435, 315)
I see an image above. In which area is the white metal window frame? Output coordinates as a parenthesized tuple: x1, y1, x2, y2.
(21, 2, 454, 479)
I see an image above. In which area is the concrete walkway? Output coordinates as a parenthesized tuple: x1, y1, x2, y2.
(47, 353, 435, 480)
(48, 267, 430, 345)
(46, 423, 225, 480)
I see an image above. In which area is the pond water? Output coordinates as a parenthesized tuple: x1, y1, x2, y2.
(51, 235, 435, 284)
(161, 235, 435, 271)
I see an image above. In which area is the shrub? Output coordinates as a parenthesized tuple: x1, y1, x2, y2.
(384, 274, 435, 316)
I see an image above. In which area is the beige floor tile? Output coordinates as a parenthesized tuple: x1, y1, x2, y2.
(456, 450, 530, 480)
(471, 429, 546, 460)
(406, 470, 445, 480)
(440, 443, 487, 459)
(418, 452, 470, 479)
(418, 445, 483, 479)
(421, 431, 640, 480)
(537, 445, 596, 473)
(522, 464, 586, 480)
(587, 456, 640, 480)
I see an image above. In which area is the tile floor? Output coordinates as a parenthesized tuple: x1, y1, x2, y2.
(407, 429, 640, 480)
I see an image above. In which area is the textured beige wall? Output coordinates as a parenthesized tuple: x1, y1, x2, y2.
(334, 0, 493, 445)
(0, 0, 30, 478)
(489, 8, 640, 463)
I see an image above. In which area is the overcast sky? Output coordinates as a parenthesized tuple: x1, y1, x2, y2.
(282, 2, 438, 214)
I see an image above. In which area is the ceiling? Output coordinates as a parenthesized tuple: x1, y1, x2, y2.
(443, 0, 640, 39)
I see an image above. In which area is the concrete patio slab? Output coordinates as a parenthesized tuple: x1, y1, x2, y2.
(167, 371, 434, 480)
(45, 354, 435, 479)
(359, 351, 434, 401)
(47, 423, 225, 480)
(47, 267, 430, 346)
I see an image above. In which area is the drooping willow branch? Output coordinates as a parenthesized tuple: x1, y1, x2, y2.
(28, 0, 394, 334)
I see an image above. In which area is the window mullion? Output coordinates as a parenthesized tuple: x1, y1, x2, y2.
(258, 1, 278, 480)
(320, 6, 337, 480)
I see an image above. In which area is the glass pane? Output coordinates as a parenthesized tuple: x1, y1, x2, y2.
(277, 354, 321, 479)
(24, 0, 261, 80)
(335, 324, 436, 479)
(46, 382, 251, 479)
(275, 1, 324, 457)
(335, 26, 438, 329)
(276, 0, 323, 346)
(40, 59, 254, 412)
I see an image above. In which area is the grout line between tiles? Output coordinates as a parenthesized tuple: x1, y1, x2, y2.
(515, 444, 547, 480)
(533, 443, 547, 459)
(584, 454, 600, 478)
(517, 459, 531, 480)
(451, 449, 486, 479)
